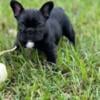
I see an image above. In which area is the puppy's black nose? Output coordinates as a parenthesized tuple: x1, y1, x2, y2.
(26, 28, 35, 37)
(27, 28, 34, 33)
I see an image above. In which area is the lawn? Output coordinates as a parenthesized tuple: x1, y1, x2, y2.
(0, 0, 100, 99)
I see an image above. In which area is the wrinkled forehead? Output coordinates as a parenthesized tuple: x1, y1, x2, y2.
(19, 9, 42, 23)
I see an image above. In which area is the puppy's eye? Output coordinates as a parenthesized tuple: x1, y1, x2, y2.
(18, 24, 25, 31)
(21, 23, 25, 27)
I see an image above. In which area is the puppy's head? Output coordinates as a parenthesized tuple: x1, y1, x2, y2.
(10, 0, 54, 48)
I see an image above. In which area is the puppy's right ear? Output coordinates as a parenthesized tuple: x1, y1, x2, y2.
(10, 0, 24, 18)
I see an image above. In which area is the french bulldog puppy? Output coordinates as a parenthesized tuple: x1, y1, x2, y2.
(10, 0, 75, 63)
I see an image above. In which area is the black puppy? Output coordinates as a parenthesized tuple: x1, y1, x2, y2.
(10, 0, 75, 63)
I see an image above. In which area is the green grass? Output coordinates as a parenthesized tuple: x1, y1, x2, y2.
(0, 0, 100, 99)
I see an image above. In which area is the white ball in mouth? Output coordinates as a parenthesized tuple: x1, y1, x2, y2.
(0, 63, 8, 83)
(26, 41, 35, 48)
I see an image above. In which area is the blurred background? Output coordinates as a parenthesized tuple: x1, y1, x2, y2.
(0, 0, 100, 99)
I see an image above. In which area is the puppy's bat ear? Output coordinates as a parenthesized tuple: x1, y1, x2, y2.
(40, 1, 54, 19)
(10, 0, 24, 18)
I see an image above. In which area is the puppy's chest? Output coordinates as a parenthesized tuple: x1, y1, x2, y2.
(35, 41, 47, 51)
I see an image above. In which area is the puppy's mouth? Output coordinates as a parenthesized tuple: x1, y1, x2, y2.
(26, 41, 35, 48)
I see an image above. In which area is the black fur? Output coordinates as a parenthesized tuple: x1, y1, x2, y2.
(10, 0, 75, 63)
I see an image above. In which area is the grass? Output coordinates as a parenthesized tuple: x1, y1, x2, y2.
(0, 0, 100, 99)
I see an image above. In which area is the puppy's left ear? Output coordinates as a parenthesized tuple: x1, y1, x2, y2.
(40, 1, 54, 19)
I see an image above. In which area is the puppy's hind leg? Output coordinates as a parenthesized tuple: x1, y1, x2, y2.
(63, 18, 75, 46)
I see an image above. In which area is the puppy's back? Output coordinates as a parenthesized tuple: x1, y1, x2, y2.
(50, 7, 67, 25)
